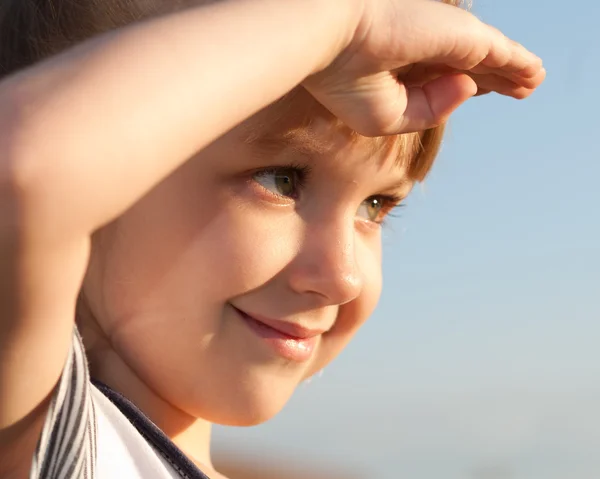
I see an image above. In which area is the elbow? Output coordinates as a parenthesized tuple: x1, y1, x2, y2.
(0, 81, 39, 194)
(0, 82, 85, 241)
(0, 83, 51, 235)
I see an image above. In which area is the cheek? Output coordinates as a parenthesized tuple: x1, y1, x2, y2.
(84, 168, 301, 328)
(342, 233, 383, 329)
(201, 206, 301, 299)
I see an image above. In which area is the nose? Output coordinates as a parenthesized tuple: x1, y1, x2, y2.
(287, 216, 363, 306)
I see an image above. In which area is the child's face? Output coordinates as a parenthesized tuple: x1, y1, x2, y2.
(81, 89, 414, 426)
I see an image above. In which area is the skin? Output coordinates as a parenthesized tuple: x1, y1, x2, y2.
(0, 0, 544, 476)
(77, 90, 412, 470)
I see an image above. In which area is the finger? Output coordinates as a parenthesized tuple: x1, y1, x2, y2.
(402, 64, 455, 87)
(467, 68, 546, 99)
(400, 2, 542, 82)
(397, 73, 477, 133)
(469, 64, 546, 89)
(402, 63, 546, 99)
(477, 26, 543, 76)
(505, 39, 544, 79)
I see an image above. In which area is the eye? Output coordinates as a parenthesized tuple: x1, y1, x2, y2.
(356, 195, 402, 223)
(253, 167, 304, 199)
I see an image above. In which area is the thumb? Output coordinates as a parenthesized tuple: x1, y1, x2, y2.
(396, 73, 478, 133)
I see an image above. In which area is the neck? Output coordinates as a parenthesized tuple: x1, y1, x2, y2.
(78, 319, 214, 470)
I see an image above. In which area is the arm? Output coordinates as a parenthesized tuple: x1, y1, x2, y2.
(0, 0, 543, 472)
(2, 0, 353, 236)
(0, 0, 353, 472)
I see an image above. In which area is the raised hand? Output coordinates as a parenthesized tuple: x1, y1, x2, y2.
(305, 0, 545, 135)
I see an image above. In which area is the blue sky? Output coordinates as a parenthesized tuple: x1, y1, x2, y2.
(214, 1, 600, 477)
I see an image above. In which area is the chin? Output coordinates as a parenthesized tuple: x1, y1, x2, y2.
(203, 394, 291, 427)
(188, 376, 298, 427)
(215, 408, 282, 427)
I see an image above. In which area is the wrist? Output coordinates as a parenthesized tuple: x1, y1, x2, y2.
(306, 0, 365, 75)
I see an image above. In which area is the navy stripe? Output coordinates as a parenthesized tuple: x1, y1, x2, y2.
(92, 380, 211, 479)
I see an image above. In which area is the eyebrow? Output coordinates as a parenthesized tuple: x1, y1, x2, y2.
(381, 177, 412, 192)
(244, 128, 335, 157)
(243, 125, 416, 189)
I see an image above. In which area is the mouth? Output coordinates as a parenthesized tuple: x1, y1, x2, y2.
(231, 306, 322, 362)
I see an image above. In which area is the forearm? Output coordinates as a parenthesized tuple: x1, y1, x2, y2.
(0, 0, 356, 236)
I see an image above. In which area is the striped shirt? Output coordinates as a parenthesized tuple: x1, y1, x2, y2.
(30, 329, 211, 479)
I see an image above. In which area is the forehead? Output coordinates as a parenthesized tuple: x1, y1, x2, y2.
(239, 88, 424, 177)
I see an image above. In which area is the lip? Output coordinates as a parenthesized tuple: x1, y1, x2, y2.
(232, 306, 323, 362)
(244, 311, 326, 339)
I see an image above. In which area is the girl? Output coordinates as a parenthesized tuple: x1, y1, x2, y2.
(0, 0, 545, 477)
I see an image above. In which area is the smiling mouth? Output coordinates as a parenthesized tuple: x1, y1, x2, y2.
(231, 306, 322, 362)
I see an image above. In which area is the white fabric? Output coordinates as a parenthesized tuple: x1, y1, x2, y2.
(91, 386, 180, 479)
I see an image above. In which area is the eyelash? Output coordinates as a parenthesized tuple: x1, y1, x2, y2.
(251, 165, 404, 225)
(253, 163, 310, 199)
(370, 196, 404, 226)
